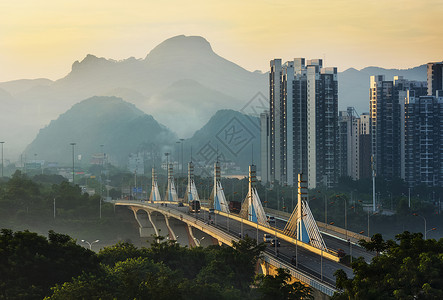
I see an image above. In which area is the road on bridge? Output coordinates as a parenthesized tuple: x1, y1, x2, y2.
(161, 203, 356, 285)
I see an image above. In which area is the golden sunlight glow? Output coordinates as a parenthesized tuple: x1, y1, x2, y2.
(0, 0, 442, 81)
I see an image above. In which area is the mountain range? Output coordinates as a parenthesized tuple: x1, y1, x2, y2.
(0, 34, 428, 161)
(24, 96, 259, 172)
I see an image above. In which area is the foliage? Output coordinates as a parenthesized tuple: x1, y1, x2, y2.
(43, 234, 266, 299)
(0, 229, 98, 300)
(255, 268, 313, 300)
(333, 231, 443, 299)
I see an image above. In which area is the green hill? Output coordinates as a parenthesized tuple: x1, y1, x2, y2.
(24, 96, 177, 167)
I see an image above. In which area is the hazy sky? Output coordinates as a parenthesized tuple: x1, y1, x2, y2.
(1, 0, 442, 82)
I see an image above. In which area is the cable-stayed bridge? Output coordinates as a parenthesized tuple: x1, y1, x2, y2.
(110, 162, 374, 298)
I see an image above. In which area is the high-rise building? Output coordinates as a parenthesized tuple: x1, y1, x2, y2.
(338, 108, 360, 181)
(264, 58, 338, 188)
(404, 91, 443, 186)
(359, 113, 371, 179)
(370, 75, 426, 180)
(427, 62, 443, 96)
(260, 111, 270, 184)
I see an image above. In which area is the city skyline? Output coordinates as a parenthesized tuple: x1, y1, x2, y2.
(1, 0, 442, 82)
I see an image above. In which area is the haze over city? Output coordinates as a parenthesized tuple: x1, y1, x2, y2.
(1, 1, 443, 298)
(1, 0, 442, 82)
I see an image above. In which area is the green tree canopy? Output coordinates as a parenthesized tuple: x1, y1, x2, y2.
(333, 231, 443, 299)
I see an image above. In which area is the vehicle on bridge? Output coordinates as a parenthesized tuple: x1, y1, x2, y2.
(267, 215, 276, 223)
(270, 239, 281, 247)
(189, 200, 201, 213)
(263, 234, 272, 243)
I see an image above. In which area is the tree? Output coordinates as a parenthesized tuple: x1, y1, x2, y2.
(333, 231, 443, 299)
(0, 229, 99, 300)
(255, 268, 313, 300)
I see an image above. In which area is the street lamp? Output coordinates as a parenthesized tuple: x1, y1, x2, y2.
(70, 143, 76, 184)
(426, 227, 437, 239)
(349, 231, 365, 264)
(311, 237, 323, 281)
(81, 239, 99, 250)
(413, 213, 428, 239)
(367, 211, 378, 237)
(0, 141, 5, 177)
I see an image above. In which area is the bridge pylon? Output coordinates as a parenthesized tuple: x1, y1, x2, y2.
(165, 163, 178, 202)
(284, 173, 327, 251)
(240, 164, 268, 226)
(209, 161, 229, 212)
(149, 167, 161, 202)
(184, 161, 200, 203)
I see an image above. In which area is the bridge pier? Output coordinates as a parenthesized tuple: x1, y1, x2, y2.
(130, 208, 158, 243)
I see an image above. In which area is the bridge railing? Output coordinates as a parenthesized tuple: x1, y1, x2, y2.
(262, 252, 337, 296)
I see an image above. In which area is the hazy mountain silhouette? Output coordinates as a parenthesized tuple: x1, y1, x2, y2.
(0, 34, 429, 160)
(338, 64, 427, 114)
(184, 109, 260, 171)
(24, 96, 177, 166)
(0, 35, 266, 158)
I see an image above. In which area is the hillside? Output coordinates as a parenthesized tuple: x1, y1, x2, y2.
(184, 109, 260, 173)
(24, 96, 177, 166)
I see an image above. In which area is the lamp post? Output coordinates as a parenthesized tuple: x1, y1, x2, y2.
(99, 145, 104, 218)
(180, 138, 184, 179)
(311, 237, 323, 281)
(413, 213, 428, 239)
(349, 231, 365, 264)
(426, 227, 437, 239)
(367, 211, 378, 237)
(0, 141, 4, 178)
(81, 239, 99, 250)
(70, 143, 76, 184)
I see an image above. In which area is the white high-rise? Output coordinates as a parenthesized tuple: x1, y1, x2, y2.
(262, 58, 339, 188)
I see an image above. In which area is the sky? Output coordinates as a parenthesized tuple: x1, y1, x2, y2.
(1, 0, 442, 82)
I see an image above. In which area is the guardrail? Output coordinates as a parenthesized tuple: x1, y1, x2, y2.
(262, 252, 337, 296)
(114, 200, 238, 246)
(212, 209, 340, 262)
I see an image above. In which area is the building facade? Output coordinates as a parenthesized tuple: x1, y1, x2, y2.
(370, 75, 427, 180)
(404, 92, 443, 186)
(427, 62, 443, 96)
(264, 58, 338, 188)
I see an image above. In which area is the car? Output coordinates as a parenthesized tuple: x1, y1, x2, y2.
(267, 215, 276, 223)
(209, 208, 215, 214)
(337, 249, 346, 257)
(178, 202, 184, 207)
(270, 239, 280, 247)
(263, 234, 272, 243)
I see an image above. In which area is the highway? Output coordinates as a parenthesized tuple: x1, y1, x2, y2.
(165, 203, 355, 285)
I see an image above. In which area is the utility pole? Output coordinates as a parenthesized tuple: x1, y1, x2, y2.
(0, 141, 4, 178)
(70, 143, 76, 184)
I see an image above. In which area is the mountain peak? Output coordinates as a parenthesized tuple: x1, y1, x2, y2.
(71, 54, 113, 72)
(145, 35, 214, 61)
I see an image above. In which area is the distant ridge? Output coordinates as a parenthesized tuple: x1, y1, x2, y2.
(0, 34, 431, 159)
(24, 96, 177, 166)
